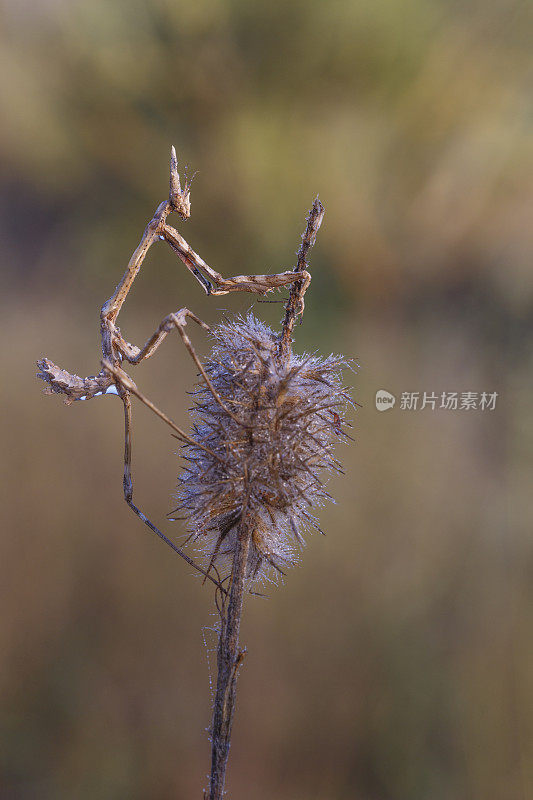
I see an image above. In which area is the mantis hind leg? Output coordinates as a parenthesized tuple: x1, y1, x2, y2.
(118, 387, 226, 593)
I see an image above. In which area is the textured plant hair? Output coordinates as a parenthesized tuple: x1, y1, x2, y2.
(174, 313, 352, 585)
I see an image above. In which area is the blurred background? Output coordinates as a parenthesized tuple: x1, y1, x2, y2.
(1, 1, 532, 798)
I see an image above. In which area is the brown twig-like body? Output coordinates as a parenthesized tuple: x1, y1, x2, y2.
(37, 147, 311, 589)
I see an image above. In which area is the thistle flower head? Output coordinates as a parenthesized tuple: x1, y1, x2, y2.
(174, 313, 352, 584)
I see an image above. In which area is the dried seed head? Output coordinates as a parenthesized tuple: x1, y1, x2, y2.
(174, 313, 352, 584)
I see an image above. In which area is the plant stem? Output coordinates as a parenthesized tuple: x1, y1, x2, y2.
(278, 197, 324, 361)
(206, 199, 325, 798)
(208, 517, 252, 800)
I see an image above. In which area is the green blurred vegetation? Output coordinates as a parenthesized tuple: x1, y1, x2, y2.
(1, 0, 532, 798)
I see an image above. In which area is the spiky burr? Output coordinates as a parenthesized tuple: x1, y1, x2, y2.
(175, 313, 351, 585)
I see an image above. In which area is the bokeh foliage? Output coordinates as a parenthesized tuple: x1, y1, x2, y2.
(1, 0, 532, 798)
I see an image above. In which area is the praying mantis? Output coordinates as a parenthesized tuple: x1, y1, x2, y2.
(37, 147, 319, 594)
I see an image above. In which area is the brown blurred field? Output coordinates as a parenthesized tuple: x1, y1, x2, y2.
(1, 1, 532, 798)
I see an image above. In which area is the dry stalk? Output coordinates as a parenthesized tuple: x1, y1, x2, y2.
(205, 201, 324, 800)
(278, 197, 325, 362)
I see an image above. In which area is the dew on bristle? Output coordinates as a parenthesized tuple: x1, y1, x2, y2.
(173, 313, 353, 585)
